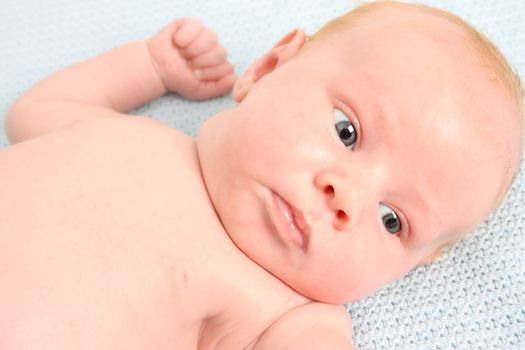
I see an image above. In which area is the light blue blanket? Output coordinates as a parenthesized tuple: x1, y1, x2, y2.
(1, 1, 523, 348)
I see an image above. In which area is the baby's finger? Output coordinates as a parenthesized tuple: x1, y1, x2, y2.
(172, 18, 204, 48)
(180, 28, 219, 59)
(195, 73, 237, 100)
(194, 62, 234, 81)
(189, 45, 227, 68)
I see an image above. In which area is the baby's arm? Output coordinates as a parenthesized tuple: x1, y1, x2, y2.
(5, 18, 235, 144)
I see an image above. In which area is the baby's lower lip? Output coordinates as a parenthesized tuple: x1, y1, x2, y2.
(268, 191, 310, 251)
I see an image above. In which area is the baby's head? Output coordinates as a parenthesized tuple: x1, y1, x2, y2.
(197, 1, 524, 303)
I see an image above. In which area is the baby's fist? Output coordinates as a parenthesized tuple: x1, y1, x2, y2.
(147, 18, 236, 100)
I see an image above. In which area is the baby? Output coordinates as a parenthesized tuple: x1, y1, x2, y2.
(1, 1, 523, 349)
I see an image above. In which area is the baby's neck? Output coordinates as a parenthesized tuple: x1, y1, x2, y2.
(194, 238, 311, 348)
(185, 218, 310, 348)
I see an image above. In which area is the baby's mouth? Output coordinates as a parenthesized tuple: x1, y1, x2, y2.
(269, 191, 311, 251)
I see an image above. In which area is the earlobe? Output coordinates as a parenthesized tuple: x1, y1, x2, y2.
(232, 71, 256, 103)
(233, 28, 307, 103)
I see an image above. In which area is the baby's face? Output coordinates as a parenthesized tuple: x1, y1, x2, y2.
(197, 14, 512, 303)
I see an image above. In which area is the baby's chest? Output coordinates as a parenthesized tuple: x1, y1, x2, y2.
(0, 118, 225, 348)
(0, 117, 217, 269)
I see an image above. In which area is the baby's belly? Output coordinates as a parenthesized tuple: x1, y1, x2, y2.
(0, 117, 216, 349)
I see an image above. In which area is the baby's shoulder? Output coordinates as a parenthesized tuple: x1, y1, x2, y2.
(253, 302, 355, 350)
(2, 115, 194, 161)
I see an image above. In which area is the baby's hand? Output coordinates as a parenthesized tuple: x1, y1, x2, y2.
(147, 18, 236, 100)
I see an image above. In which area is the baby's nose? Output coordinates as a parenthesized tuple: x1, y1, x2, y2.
(315, 171, 355, 231)
(322, 183, 350, 230)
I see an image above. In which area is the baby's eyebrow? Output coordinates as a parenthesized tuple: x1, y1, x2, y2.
(406, 186, 435, 236)
(373, 110, 394, 143)
(410, 186, 429, 215)
(374, 104, 392, 131)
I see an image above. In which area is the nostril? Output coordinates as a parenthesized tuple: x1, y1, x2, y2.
(337, 210, 348, 221)
(324, 185, 334, 196)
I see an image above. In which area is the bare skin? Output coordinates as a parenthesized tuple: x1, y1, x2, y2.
(1, 7, 520, 350)
(1, 116, 346, 349)
(1, 18, 352, 350)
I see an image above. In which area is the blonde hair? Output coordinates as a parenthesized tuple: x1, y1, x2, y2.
(305, 0, 524, 256)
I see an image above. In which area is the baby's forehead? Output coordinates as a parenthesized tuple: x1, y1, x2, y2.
(311, 5, 473, 69)
(338, 4, 467, 40)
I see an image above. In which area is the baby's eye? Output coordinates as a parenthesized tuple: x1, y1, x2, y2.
(379, 203, 402, 234)
(334, 108, 358, 150)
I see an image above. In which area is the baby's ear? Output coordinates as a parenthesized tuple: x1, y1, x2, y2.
(233, 28, 307, 103)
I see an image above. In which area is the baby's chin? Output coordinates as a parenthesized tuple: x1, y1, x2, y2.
(287, 277, 377, 305)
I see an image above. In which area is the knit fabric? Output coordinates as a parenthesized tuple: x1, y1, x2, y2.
(1, 1, 523, 348)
